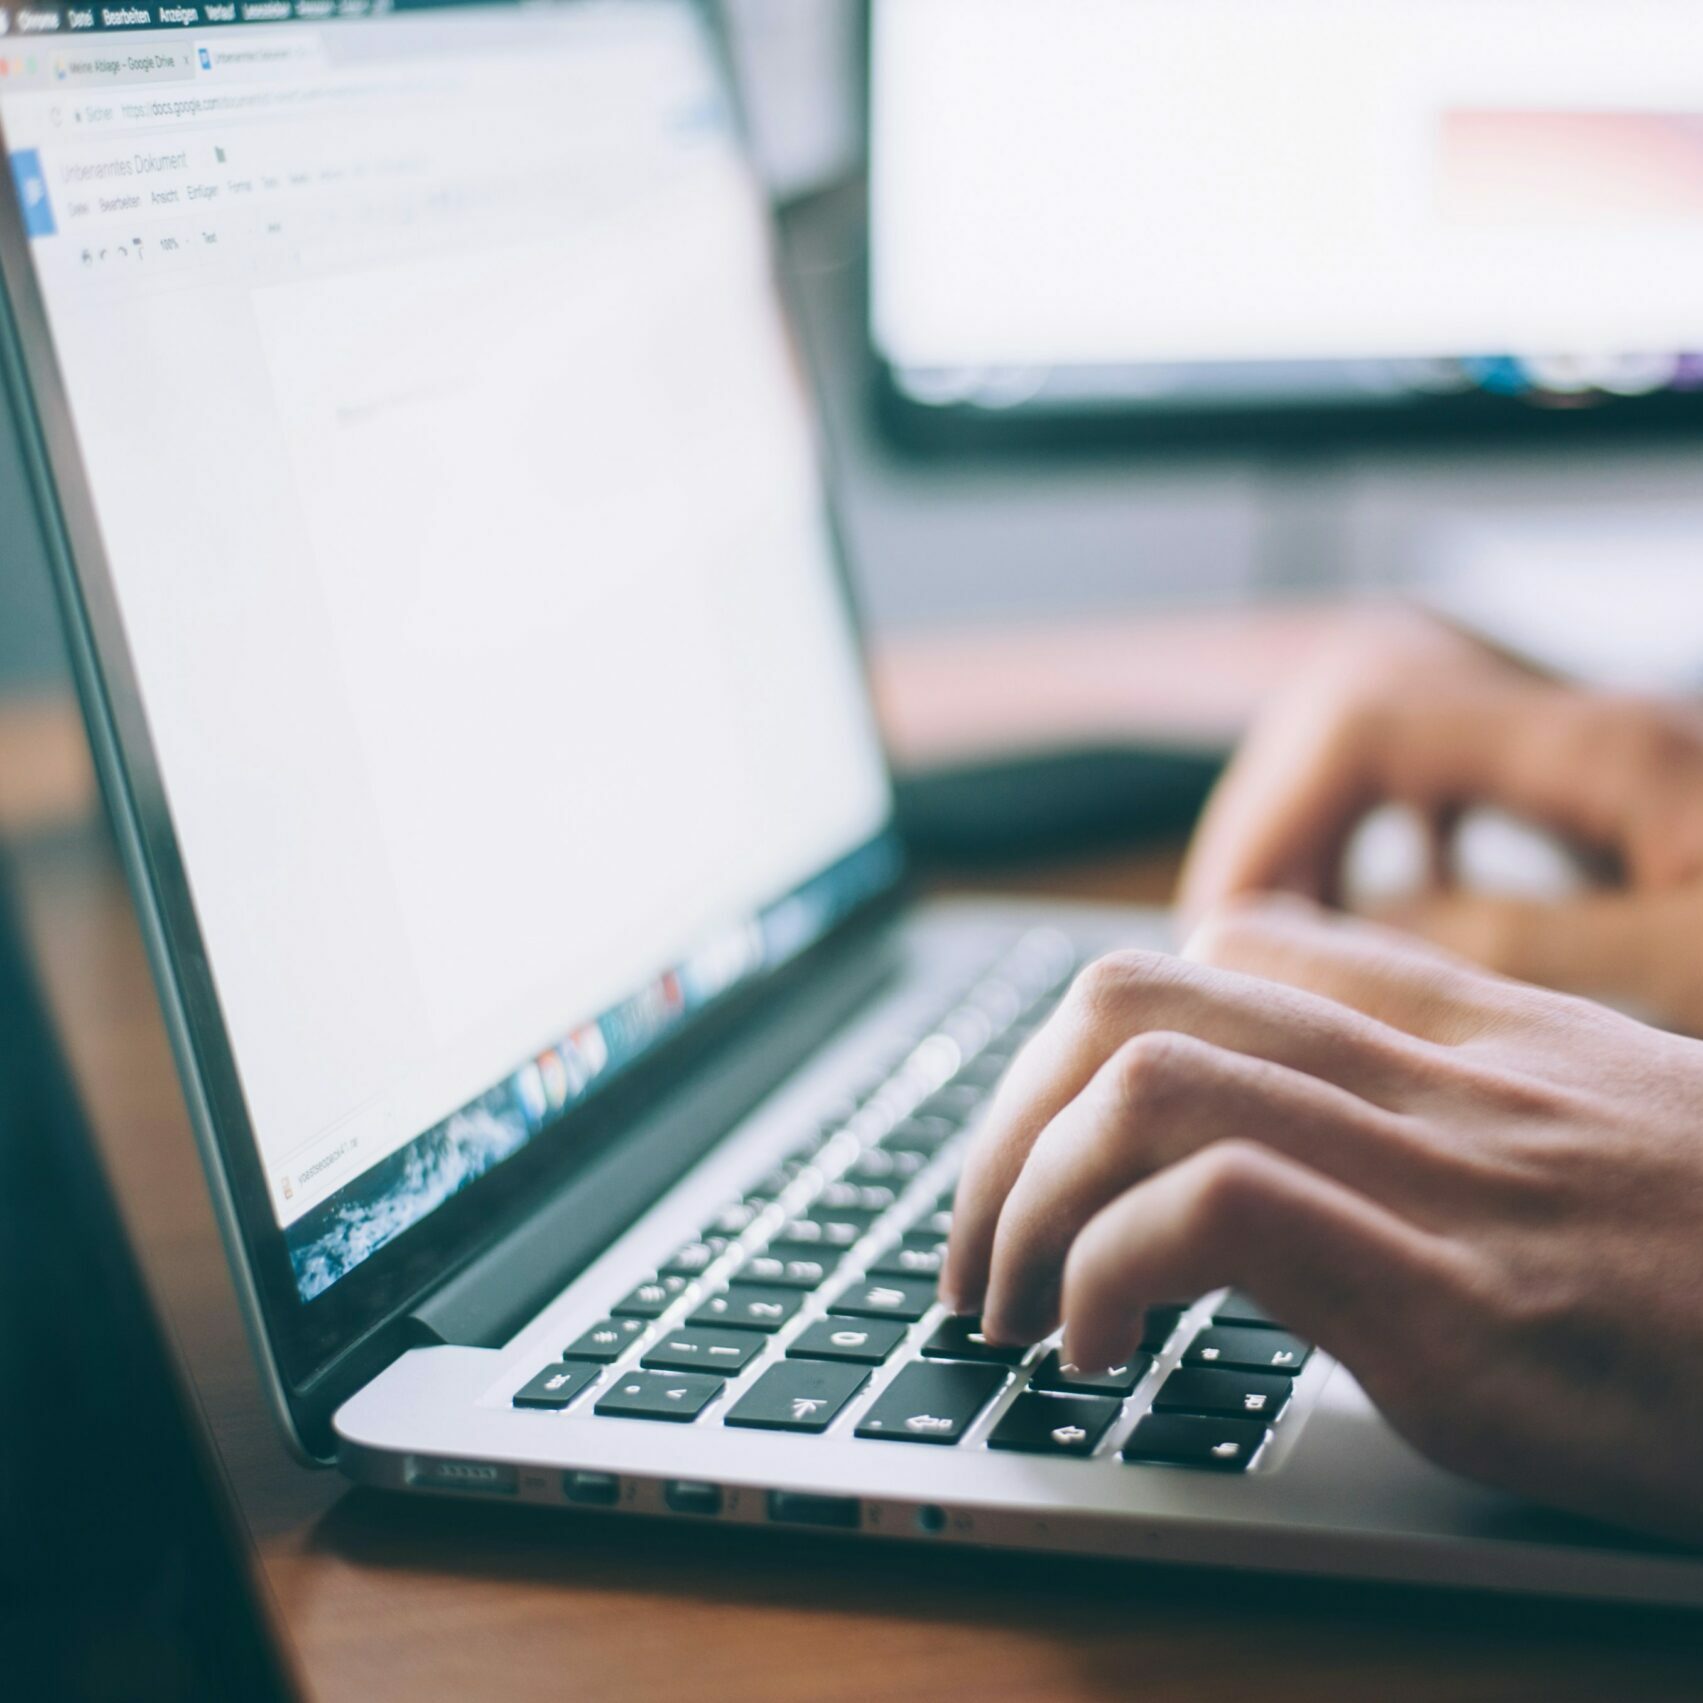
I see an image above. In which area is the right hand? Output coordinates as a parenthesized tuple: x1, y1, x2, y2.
(1177, 608, 1703, 1034)
(945, 898, 1703, 1543)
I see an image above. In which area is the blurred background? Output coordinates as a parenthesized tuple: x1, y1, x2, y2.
(9, 0, 1703, 856)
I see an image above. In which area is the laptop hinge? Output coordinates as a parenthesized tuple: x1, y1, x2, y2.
(406, 923, 905, 1353)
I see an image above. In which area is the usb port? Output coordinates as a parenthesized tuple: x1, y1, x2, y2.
(563, 1470, 620, 1507)
(766, 1490, 860, 1530)
(664, 1480, 724, 1516)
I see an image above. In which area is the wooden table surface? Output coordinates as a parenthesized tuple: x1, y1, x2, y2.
(9, 685, 1703, 1702)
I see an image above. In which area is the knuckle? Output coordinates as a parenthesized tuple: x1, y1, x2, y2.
(1580, 694, 1700, 784)
(1067, 948, 1175, 1026)
(1183, 1140, 1275, 1241)
(1105, 1030, 1198, 1117)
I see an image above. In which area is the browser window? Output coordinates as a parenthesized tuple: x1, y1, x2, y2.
(0, 0, 894, 1300)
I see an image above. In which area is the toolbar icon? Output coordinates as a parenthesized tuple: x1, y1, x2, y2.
(9, 148, 55, 239)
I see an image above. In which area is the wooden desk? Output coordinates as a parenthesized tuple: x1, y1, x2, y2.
(9, 690, 1703, 1701)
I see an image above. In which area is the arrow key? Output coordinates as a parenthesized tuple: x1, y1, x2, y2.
(1122, 1412, 1268, 1472)
(988, 1391, 1120, 1457)
(725, 1360, 870, 1434)
(1185, 1327, 1312, 1376)
(595, 1370, 724, 1423)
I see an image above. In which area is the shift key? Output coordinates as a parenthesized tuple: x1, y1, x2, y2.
(855, 1361, 1006, 1446)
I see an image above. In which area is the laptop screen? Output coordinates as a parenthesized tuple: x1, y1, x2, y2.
(0, 0, 896, 1306)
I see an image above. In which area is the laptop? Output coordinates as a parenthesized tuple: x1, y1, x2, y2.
(0, 856, 299, 1700)
(2, 0, 1700, 1607)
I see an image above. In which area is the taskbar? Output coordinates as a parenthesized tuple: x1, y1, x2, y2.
(282, 833, 904, 1304)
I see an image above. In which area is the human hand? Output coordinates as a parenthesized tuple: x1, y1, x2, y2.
(943, 898, 1703, 1541)
(1178, 608, 1703, 1034)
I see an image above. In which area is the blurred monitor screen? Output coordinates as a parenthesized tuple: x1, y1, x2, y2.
(869, 0, 1703, 434)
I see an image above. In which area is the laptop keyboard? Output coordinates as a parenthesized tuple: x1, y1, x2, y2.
(513, 929, 1311, 1477)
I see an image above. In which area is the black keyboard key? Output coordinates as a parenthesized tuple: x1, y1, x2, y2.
(1140, 1304, 1189, 1352)
(1213, 1290, 1285, 1329)
(1122, 1413, 1267, 1472)
(1030, 1349, 1150, 1398)
(641, 1326, 765, 1376)
(1154, 1367, 1291, 1424)
(764, 1236, 852, 1271)
(787, 1318, 908, 1365)
(881, 1115, 956, 1152)
(750, 1150, 819, 1200)
(868, 1241, 944, 1280)
(829, 1275, 938, 1323)
(783, 1214, 866, 1249)
(855, 1361, 1006, 1445)
(845, 1148, 930, 1185)
(734, 1253, 835, 1291)
(513, 1361, 600, 1411)
(1186, 1327, 1312, 1376)
(611, 1275, 692, 1319)
(660, 1239, 727, 1280)
(920, 1316, 1029, 1366)
(563, 1317, 646, 1363)
(725, 1360, 869, 1434)
(954, 1053, 1011, 1090)
(704, 1200, 763, 1238)
(815, 1181, 900, 1217)
(690, 1285, 805, 1333)
(595, 1370, 723, 1423)
(917, 1083, 984, 1125)
(988, 1392, 1120, 1457)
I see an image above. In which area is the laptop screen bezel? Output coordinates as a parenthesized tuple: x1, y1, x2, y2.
(0, 0, 910, 1440)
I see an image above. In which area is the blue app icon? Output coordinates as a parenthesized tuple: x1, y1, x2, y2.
(9, 150, 55, 240)
(199, 45, 211, 70)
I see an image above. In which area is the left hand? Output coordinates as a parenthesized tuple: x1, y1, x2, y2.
(941, 897, 1703, 1541)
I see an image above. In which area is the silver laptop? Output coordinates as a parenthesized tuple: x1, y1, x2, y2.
(4, 0, 1699, 1607)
